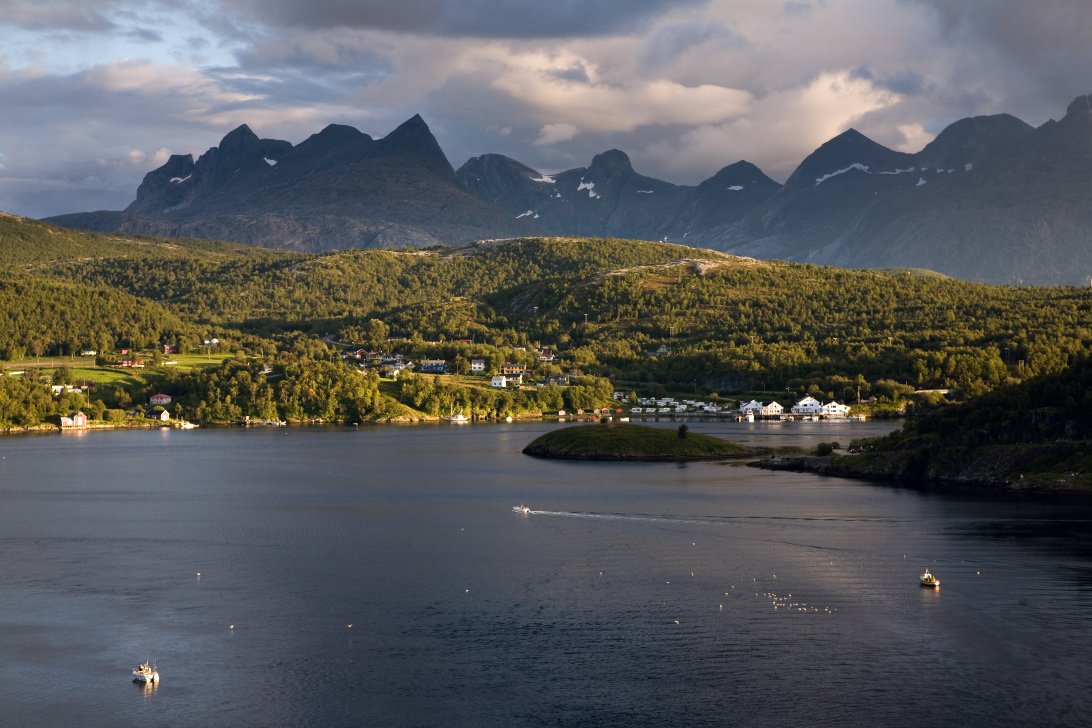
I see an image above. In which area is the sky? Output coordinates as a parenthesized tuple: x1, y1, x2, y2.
(1, 0, 1089, 218)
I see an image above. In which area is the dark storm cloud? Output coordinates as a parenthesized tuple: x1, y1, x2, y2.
(850, 66, 928, 97)
(911, 0, 1092, 110)
(224, 0, 703, 38)
(638, 20, 735, 72)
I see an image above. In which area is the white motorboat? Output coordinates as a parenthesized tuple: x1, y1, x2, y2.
(512, 504, 531, 515)
(132, 660, 159, 684)
(919, 569, 940, 588)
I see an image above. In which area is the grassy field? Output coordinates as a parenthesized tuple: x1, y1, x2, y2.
(3, 353, 231, 390)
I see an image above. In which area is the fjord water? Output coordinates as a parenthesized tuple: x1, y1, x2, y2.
(1, 422, 1090, 727)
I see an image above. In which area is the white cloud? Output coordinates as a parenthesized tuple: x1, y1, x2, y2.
(486, 48, 752, 132)
(534, 123, 578, 146)
(643, 70, 904, 181)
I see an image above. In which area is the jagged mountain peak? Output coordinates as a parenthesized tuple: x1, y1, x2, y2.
(457, 153, 536, 177)
(786, 128, 914, 188)
(218, 124, 260, 155)
(382, 114, 437, 151)
(587, 149, 633, 177)
(1064, 93, 1092, 119)
(376, 114, 454, 175)
(916, 113, 1033, 169)
(700, 160, 778, 189)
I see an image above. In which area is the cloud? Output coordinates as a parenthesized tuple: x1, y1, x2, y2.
(1, 1, 116, 31)
(534, 123, 577, 146)
(485, 48, 752, 132)
(643, 69, 904, 182)
(908, 0, 1092, 115)
(2, 0, 1090, 221)
(224, 0, 703, 38)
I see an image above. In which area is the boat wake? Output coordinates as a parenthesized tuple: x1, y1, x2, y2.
(524, 510, 904, 526)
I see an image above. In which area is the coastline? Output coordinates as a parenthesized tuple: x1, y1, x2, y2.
(752, 445, 1092, 493)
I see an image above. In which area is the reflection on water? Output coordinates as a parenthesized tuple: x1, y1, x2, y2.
(0, 421, 1090, 728)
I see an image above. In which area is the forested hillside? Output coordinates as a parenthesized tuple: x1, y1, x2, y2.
(3, 215, 1090, 403)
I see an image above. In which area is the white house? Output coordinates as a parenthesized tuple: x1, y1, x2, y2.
(821, 401, 851, 418)
(739, 399, 762, 415)
(761, 401, 784, 417)
(491, 375, 508, 388)
(470, 359, 486, 373)
(791, 396, 822, 415)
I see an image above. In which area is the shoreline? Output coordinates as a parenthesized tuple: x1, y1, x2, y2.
(751, 453, 1092, 495)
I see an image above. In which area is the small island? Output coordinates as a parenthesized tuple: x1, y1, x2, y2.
(522, 423, 757, 461)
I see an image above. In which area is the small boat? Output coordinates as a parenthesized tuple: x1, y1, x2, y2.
(444, 410, 469, 423)
(132, 659, 159, 684)
(919, 569, 940, 588)
(512, 504, 531, 515)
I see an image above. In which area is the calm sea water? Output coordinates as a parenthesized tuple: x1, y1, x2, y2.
(1, 420, 1090, 727)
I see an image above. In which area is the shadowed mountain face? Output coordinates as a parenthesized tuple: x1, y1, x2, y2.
(460, 95, 1091, 285)
(456, 150, 780, 245)
(48, 116, 536, 252)
(44, 95, 1092, 284)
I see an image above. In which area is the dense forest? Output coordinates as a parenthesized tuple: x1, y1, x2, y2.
(1, 214, 1090, 427)
(766, 358, 1092, 489)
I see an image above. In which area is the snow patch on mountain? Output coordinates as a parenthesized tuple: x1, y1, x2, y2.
(726, 185, 744, 191)
(169, 175, 192, 184)
(878, 167, 915, 175)
(814, 163, 869, 186)
(264, 158, 278, 166)
(529, 174, 556, 184)
(516, 210, 535, 218)
(577, 179, 601, 199)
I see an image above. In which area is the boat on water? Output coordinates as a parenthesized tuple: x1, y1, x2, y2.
(444, 410, 469, 423)
(920, 569, 940, 588)
(132, 660, 159, 684)
(512, 504, 531, 515)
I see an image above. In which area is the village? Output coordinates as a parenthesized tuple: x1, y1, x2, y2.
(22, 336, 866, 431)
(617, 394, 857, 421)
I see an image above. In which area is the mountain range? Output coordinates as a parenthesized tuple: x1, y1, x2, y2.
(46, 95, 1092, 284)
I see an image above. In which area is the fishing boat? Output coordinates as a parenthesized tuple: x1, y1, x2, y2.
(919, 569, 940, 588)
(444, 410, 469, 423)
(132, 659, 159, 684)
(512, 504, 531, 515)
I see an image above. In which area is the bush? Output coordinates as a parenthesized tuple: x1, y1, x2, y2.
(816, 441, 840, 456)
(677, 424, 688, 439)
